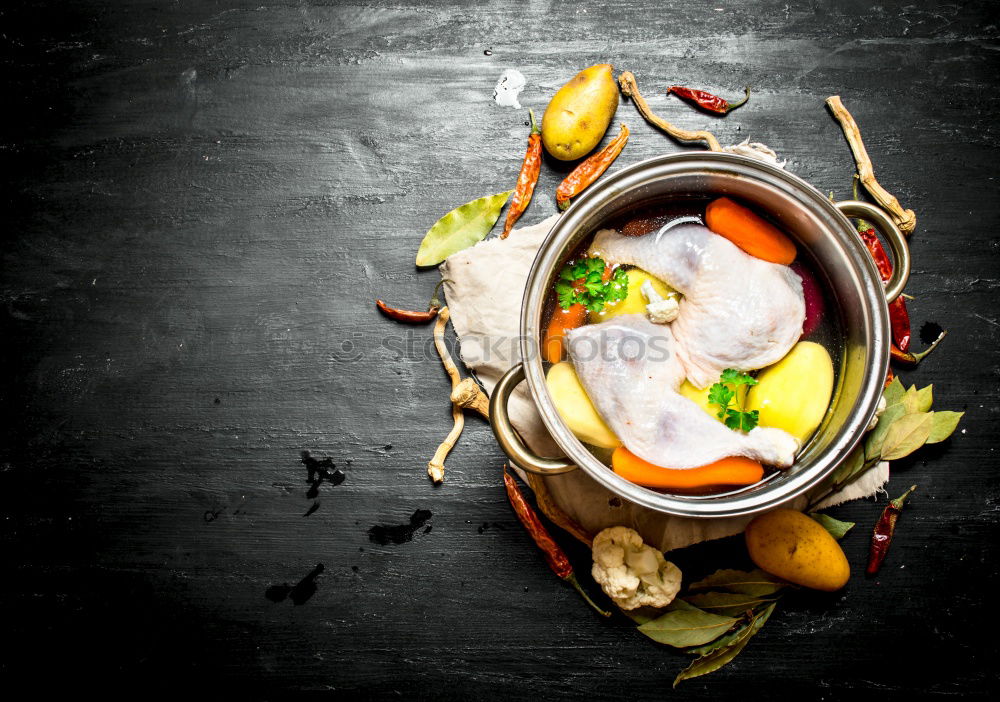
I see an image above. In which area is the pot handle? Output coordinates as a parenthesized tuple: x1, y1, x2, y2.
(835, 200, 910, 303)
(489, 363, 577, 475)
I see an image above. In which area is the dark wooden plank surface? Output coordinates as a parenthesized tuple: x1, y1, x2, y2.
(2, 0, 999, 697)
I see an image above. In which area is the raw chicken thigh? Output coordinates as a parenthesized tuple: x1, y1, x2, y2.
(566, 316, 799, 469)
(589, 223, 805, 389)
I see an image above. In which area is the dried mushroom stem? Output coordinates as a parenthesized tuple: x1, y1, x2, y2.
(428, 306, 463, 483)
(618, 72, 722, 152)
(451, 377, 489, 419)
(428, 402, 464, 484)
(826, 96, 917, 235)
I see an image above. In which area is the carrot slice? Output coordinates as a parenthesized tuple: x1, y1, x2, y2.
(611, 446, 765, 490)
(705, 197, 797, 265)
(543, 303, 587, 365)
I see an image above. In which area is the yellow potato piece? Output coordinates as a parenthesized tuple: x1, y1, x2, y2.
(545, 362, 621, 449)
(589, 268, 675, 322)
(745, 509, 850, 591)
(541, 64, 619, 161)
(747, 341, 834, 445)
(679, 379, 748, 423)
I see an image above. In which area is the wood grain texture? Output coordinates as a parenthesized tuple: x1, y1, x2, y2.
(1, 0, 999, 697)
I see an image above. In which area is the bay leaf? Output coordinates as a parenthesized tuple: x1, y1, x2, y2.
(623, 610, 653, 625)
(882, 377, 905, 406)
(809, 512, 855, 540)
(926, 410, 964, 444)
(637, 608, 738, 648)
(864, 403, 907, 460)
(683, 591, 777, 617)
(687, 569, 785, 597)
(830, 444, 866, 486)
(916, 384, 934, 413)
(665, 598, 703, 612)
(900, 385, 921, 414)
(673, 603, 776, 687)
(880, 411, 935, 461)
(685, 601, 777, 657)
(414, 190, 512, 267)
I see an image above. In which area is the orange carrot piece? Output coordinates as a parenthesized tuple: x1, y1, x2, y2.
(543, 303, 587, 365)
(611, 446, 765, 490)
(705, 197, 797, 265)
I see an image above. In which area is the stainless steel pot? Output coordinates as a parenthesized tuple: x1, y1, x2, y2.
(489, 152, 909, 518)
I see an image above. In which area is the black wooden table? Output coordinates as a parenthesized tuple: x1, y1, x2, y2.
(3, 1, 999, 697)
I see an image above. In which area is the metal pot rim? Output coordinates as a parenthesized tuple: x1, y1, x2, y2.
(515, 152, 892, 518)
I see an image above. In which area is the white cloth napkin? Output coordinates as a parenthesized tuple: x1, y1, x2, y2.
(442, 215, 888, 552)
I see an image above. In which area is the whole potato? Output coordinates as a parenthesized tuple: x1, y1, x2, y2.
(745, 509, 850, 591)
(747, 341, 833, 444)
(546, 361, 621, 449)
(542, 64, 619, 161)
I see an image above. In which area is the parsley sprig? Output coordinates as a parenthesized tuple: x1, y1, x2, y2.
(708, 369, 760, 432)
(554, 257, 629, 313)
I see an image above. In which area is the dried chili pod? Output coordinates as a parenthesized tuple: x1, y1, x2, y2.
(852, 177, 913, 351)
(890, 331, 946, 368)
(867, 485, 917, 575)
(375, 279, 447, 324)
(556, 123, 629, 211)
(668, 85, 750, 114)
(501, 109, 542, 239)
(503, 468, 611, 617)
(858, 226, 912, 351)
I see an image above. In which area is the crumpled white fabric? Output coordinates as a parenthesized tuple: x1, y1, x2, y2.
(441, 215, 887, 553)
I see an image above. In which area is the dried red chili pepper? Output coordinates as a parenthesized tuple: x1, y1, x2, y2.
(867, 485, 917, 575)
(375, 280, 446, 324)
(667, 85, 750, 114)
(858, 226, 912, 351)
(884, 366, 895, 388)
(889, 331, 946, 367)
(556, 123, 630, 211)
(889, 298, 912, 352)
(501, 109, 542, 239)
(503, 467, 611, 617)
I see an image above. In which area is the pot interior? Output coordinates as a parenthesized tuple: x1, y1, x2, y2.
(523, 154, 889, 518)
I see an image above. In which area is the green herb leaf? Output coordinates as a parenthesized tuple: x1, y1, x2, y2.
(553, 256, 628, 311)
(724, 408, 759, 431)
(720, 368, 758, 387)
(683, 591, 777, 618)
(673, 603, 776, 687)
(708, 384, 734, 418)
(687, 569, 785, 597)
(926, 410, 963, 444)
(415, 190, 513, 266)
(637, 608, 739, 648)
(809, 513, 855, 540)
(880, 411, 935, 461)
(708, 369, 757, 431)
(916, 384, 934, 413)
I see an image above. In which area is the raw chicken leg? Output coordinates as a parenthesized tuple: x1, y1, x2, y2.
(589, 223, 805, 388)
(566, 316, 799, 469)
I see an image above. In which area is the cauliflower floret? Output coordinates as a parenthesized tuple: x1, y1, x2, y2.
(641, 279, 680, 324)
(591, 526, 682, 610)
(867, 394, 888, 432)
